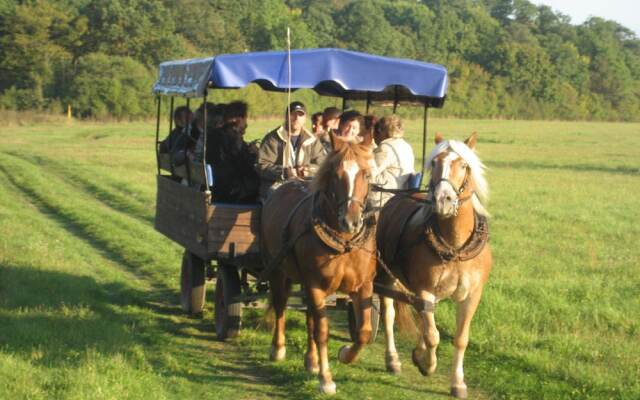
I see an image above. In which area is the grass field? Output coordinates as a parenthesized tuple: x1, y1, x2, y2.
(1, 116, 639, 399)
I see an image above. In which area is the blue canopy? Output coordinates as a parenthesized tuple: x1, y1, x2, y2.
(153, 48, 448, 107)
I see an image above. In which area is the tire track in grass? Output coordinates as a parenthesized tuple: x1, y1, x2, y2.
(5, 150, 155, 226)
(0, 158, 290, 397)
(0, 151, 177, 293)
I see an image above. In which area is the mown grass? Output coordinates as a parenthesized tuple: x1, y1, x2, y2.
(0, 116, 638, 399)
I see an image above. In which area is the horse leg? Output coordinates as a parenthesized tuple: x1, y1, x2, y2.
(304, 304, 319, 373)
(269, 272, 291, 361)
(381, 296, 402, 374)
(338, 282, 373, 364)
(450, 288, 483, 399)
(412, 291, 439, 376)
(307, 286, 335, 395)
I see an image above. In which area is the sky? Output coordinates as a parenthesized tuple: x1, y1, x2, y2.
(532, 0, 639, 36)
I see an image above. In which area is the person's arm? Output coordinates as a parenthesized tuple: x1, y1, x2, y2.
(371, 145, 393, 179)
(256, 133, 284, 180)
(304, 140, 328, 177)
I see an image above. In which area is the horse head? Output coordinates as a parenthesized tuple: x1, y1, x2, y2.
(427, 132, 489, 218)
(313, 133, 374, 233)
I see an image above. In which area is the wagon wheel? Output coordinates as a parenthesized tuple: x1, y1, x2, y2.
(215, 263, 243, 340)
(180, 251, 206, 315)
(347, 294, 380, 344)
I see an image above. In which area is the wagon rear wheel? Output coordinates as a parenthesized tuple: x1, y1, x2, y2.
(180, 251, 206, 315)
(215, 263, 243, 340)
(348, 294, 380, 344)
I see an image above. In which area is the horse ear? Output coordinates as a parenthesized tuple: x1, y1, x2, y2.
(464, 132, 477, 150)
(331, 132, 346, 152)
(434, 132, 444, 144)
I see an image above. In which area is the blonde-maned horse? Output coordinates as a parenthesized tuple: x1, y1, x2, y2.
(261, 134, 377, 394)
(377, 132, 492, 399)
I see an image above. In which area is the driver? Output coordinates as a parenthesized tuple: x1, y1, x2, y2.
(255, 101, 327, 202)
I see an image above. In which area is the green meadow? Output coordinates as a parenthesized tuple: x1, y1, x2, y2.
(0, 116, 639, 399)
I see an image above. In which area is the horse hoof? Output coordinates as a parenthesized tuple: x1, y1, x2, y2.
(269, 346, 286, 361)
(450, 385, 468, 399)
(319, 379, 336, 395)
(385, 352, 402, 374)
(304, 357, 319, 374)
(411, 349, 429, 376)
(338, 345, 353, 364)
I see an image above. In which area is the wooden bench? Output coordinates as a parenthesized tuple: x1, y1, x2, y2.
(158, 152, 208, 187)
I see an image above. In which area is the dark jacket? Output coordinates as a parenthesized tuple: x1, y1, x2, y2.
(159, 126, 183, 154)
(206, 124, 259, 203)
(256, 126, 327, 200)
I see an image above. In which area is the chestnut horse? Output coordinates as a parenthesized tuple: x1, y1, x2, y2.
(377, 132, 492, 399)
(261, 134, 376, 394)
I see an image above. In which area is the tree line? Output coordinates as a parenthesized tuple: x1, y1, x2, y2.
(0, 0, 638, 121)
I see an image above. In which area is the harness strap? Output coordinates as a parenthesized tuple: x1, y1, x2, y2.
(256, 192, 313, 287)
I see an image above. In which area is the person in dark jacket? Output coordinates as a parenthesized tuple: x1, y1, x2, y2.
(206, 101, 260, 203)
(159, 106, 192, 153)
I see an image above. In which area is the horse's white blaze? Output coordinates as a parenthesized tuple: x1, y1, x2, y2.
(439, 152, 459, 181)
(343, 160, 360, 201)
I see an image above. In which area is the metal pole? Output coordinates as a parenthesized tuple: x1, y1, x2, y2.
(342, 96, 347, 112)
(392, 86, 399, 114)
(155, 96, 161, 175)
(202, 91, 210, 192)
(365, 92, 371, 114)
(168, 97, 176, 175)
(169, 97, 174, 133)
(419, 102, 429, 188)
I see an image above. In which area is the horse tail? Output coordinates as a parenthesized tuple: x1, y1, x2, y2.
(394, 301, 418, 338)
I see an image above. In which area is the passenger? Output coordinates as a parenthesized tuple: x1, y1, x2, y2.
(256, 101, 327, 202)
(193, 103, 226, 162)
(167, 101, 216, 168)
(335, 110, 363, 141)
(320, 107, 341, 147)
(322, 107, 341, 134)
(370, 115, 415, 207)
(360, 114, 378, 145)
(311, 112, 323, 135)
(206, 101, 260, 204)
(159, 105, 192, 153)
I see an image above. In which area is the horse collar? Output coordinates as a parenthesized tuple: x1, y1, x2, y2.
(310, 191, 373, 253)
(424, 211, 489, 262)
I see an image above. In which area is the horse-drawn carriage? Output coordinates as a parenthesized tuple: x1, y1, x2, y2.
(152, 49, 490, 398)
(152, 48, 448, 339)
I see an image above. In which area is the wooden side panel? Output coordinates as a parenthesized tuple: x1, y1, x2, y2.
(207, 204, 261, 258)
(155, 175, 210, 259)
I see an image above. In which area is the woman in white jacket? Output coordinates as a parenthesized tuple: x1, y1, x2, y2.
(370, 115, 415, 207)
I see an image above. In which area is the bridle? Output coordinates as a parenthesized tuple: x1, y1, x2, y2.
(329, 170, 370, 229)
(428, 153, 474, 216)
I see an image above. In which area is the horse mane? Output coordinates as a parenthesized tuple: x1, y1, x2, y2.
(426, 139, 490, 217)
(311, 142, 372, 193)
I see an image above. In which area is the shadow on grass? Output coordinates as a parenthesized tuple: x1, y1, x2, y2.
(487, 160, 640, 176)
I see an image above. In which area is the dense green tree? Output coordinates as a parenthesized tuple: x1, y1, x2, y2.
(0, 0, 638, 120)
(67, 53, 155, 118)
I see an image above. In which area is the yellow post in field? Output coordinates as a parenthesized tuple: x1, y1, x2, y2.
(67, 104, 72, 121)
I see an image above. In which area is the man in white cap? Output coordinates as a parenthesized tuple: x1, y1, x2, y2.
(256, 101, 327, 202)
